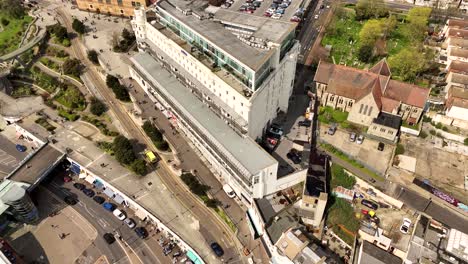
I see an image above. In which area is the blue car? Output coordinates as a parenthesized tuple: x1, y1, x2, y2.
(15, 144, 26, 152)
(103, 202, 116, 212)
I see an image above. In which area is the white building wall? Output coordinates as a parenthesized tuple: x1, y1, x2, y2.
(446, 105, 468, 122)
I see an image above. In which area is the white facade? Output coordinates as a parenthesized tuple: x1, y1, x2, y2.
(446, 105, 468, 121)
(132, 7, 299, 139)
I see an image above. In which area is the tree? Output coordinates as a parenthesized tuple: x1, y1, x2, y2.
(87, 50, 99, 65)
(205, 199, 220, 208)
(90, 97, 106, 116)
(113, 135, 136, 165)
(405, 7, 432, 42)
(355, 0, 388, 20)
(122, 28, 133, 41)
(130, 159, 147, 175)
(155, 141, 170, 151)
(106, 75, 130, 102)
(72, 18, 86, 35)
(106, 75, 120, 88)
(359, 19, 385, 46)
(48, 24, 68, 42)
(464, 138, 468, 146)
(62, 58, 83, 77)
(388, 47, 432, 81)
(358, 45, 373, 62)
(142, 121, 163, 143)
(0, 0, 25, 19)
(1, 18, 9, 26)
(382, 15, 397, 39)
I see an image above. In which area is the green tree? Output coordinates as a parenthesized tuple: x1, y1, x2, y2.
(155, 141, 170, 151)
(87, 50, 99, 65)
(113, 135, 136, 165)
(0, 0, 25, 19)
(359, 19, 385, 46)
(355, 0, 388, 20)
(382, 15, 397, 39)
(72, 18, 86, 35)
(48, 24, 68, 42)
(358, 45, 373, 62)
(388, 47, 432, 81)
(1, 18, 9, 26)
(205, 199, 220, 208)
(130, 159, 147, 175)
(90, 97, 106, 116)
(405, 7, 432, 42)
(464, 138, 468, 146)
(62, 58, 83, 77)
(395, 143, 405, 155)
(142, 121, 163, 143)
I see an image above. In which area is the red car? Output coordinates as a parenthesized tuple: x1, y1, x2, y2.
(63, 176, 72, 183)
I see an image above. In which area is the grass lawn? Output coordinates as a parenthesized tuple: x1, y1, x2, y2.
(40, 57, 61, 72)
(322, 17, 363, 67)
(11, 85, 34, 98)
(30, 66, 60, 94)
(54, 86, 86, 110)
(386, 23, 411, 57)
(320, 142, 385, 181)
(326, 197, 359, 245)
(318, 106, 349, 125)
(331, 164, 356, 189)
(0, 12, 33, 56)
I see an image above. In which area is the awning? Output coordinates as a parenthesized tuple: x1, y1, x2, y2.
(186, 250, 203, 264)
(247, 208, 263, 237)
(155, 102, 165, 111)
(162, 110, 172, 119)
(103, 188, 115, 198)
(134, 209, 148, 221)
(85, 175, 95, 184)
(113, 194, 125, 205)
(94, 180, 105, 190)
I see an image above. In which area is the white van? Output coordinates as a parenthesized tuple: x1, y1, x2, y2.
(223, 184, 236, 199)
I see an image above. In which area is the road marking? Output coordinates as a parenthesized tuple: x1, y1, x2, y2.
(97, 218, 108, 228)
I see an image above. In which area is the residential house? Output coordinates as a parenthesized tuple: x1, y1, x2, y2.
(314, 60, 430, 140)
(355, 241, 402, 264)
(445, 85, 468, 122)
(274, 228, 328, 264)
(445, 60, 468, 94)
(439, 19, 468, 67)
(75, 0, 151, 17)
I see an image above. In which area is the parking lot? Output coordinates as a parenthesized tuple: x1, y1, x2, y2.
(226, 0, 305, 21)
(319, 124, 394, 175)
(0, 129, 31, 176)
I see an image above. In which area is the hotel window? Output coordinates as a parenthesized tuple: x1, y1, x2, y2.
(380, 128, 386, 132)
(368, 106, 373, 116)
(389, 131, 394, 135)
(330, 96, 334, 102)
(348, 101, 353, 107)
(413, 108, 418, 113)
(89, 4, 93, 8)
(373, 126, 377, 130)
(117, 0, 123, 6)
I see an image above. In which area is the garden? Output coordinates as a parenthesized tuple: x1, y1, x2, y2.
(322, 0, 435, 83)
(326, 197, 360, 245)
(331, 164, 356, 189)
(0, 1, 32, 56)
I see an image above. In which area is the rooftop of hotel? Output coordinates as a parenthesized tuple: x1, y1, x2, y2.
(131, 52, 277, 178)
(151, 0, 296, 71)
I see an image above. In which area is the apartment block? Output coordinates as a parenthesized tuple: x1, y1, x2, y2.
(75, 0, 151, 17)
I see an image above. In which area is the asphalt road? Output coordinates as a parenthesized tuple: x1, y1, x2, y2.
(56, 7, 232, 263)
(43, 171, 173, 264)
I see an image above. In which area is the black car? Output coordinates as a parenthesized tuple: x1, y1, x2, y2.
(287, 151, 302, 164)
(82, 188, 95, 197)
(93, 196, 105, 204)
(103, 233, 116, 244)
(361, 199, 379, 210)
(298, 120, 311, 127)
(377, 142, 385, 151)
(73, 183, 85, 190)
(64, 196, 78, 205)
(135, 227, 148, 238)
(210, 242, 224, 257)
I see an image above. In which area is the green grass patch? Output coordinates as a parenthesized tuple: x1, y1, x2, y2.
(322, 17, 363, 66)
(82, 115, 120, 137)
(326, 197, 359, 245)
(214, 208, 237, 232)
(97, 141, 114, 155)
(58, 108, 80, 121)
(331, 164, 356, 189)
(402, 121, 420, 130)
(11, 85, 34, 98)
(54, 85, 86, 110)
(35, 117, 55, 131)
(0, 12, 33, 56)
(320, 142, 384, 181)
(39, 57, 61, 72)
(386, 24, 411, 57)
(318, 106, 349, 125)
(30, 66, 59, 93)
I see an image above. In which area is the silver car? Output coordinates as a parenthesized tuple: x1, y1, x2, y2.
(349, 132, 356, 142)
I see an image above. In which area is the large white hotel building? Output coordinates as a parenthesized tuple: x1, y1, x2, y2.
(129, 0, 303, 204)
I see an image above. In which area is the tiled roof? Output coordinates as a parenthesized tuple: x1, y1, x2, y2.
(447, 28, 468, 38)
(448, 60, 468, 75)
(369, 59, 391, 76)
(449, 47, 468, 59)
(326, 67, 379, 101)
(384, 80, 430, 108)
(381, 97, 400, 113)
(313, 60, 334, 84)
(447, 19, 468, 29)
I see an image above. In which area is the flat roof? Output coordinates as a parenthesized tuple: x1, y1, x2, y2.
(0, 134, 28, 176)
(7, 144, 64, 186)
(155, 0, 295, 71)
(360, 241, 402, 264)
(373, 112, 401, 130)
(304, 151, 327, 197)
(131, 52, 277, 177)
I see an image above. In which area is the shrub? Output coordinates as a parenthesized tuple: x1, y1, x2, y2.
(464, 138, 468, 146)
(113, 135, 136, 165)
(106, 74, 130, 102)
(90, 97, 107, 116)
(395, 143, 405, 155)
(422, 116, 432, 123)
(87, 49, 99, 65)
(357, 44, 373, 62)
(205, 199, 220, 208)
(442, 126, 448, 132)
(62, 58, 83, 77)
(180, 173, 211, 197)
(142, 121, 163, 142)
(72, 19, 86, 34)
(419, 130, 428, 139)
(1, 18, 10, 26)
(155, 140, 170, 151)
(130, 159, 147, 175)
(435, 122, 443, 129)
(62, 38, 71, 47)
(429, 129, 436, 135)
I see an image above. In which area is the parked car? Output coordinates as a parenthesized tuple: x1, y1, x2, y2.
(269, 124, 283, 137)
(264, 11, 273, 17)
(271, 13, 282, 19)
(64, 196, 78, 205)
(400, 218, 412, 234)
(356, 135, 364, 144)
(287, 149, 301, 164)
(290, 16, 301, 22)
(298, 120, 311, 127)
(63, 176, 72, 183)
(327, 123, 337, 135)
(223, 184, 236, 199)
(93, 196, 105, 204)
(210, 242, 224, 257)
(349, 132, 356, 142)
(361, 199, 378, 210)
(135, 227, 149, 238)
(113, 209, 126, 221)
(103, 233, 116, 244)
(377, 142, 385, 151)
(124, 218, 136, 229)
(83, 188, 95, 197)
(103, 202, 116, 212)
(73, 183, 85, 190)
(15, 144, 26, 152)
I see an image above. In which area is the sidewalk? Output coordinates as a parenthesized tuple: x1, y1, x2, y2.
(126, 79, 270, 263)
